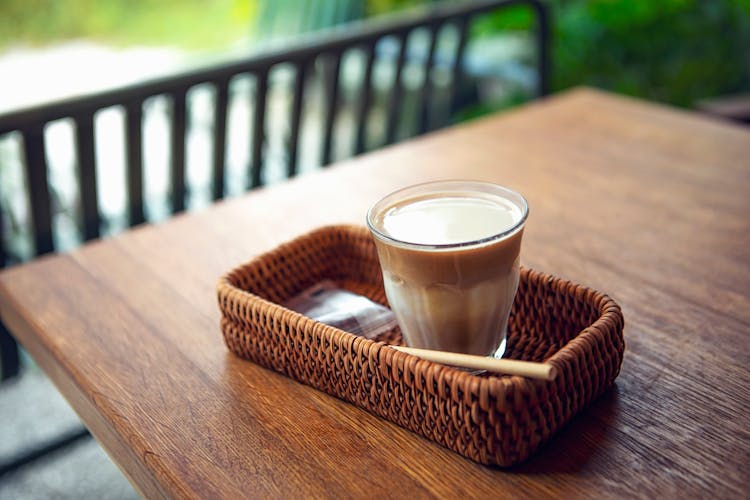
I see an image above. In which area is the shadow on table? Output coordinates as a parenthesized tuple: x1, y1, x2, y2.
(509, 385, 623, 474)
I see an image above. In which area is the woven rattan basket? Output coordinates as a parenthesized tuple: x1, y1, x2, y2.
(217, 225, 624, 467)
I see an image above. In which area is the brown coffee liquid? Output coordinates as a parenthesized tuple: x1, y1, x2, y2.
(371, 193, 524, 356)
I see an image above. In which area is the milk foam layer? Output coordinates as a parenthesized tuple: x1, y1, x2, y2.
(380, 195, 522, 246)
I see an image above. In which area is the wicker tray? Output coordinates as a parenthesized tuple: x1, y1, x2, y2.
(217, 225, 625, 467)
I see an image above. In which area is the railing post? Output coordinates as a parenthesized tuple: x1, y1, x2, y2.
(170, 89, 187, 213)
(418, 22, 441, 134)
(22, 126, 54, 256)
(0, 322, 20, 380)
(533, 0, 551, 97)
(287, 61, 308, 177)
(385, 32, 410, 145)
(74, 112, 100, 241)
(321, 53, 342, 166)
(448, 16, 470, 120)
(213, 79, 229, 200)
(353, 43, 376, 155)
(125, 100, 146, 226)
(250, 69, 269, 188)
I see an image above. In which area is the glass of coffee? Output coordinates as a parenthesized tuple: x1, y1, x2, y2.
(366, 180, 528, 358)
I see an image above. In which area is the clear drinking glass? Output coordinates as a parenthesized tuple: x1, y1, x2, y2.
(366, 180, 528, 358)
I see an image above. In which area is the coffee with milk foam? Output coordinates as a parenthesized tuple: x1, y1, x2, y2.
(369, 185, 526, 357)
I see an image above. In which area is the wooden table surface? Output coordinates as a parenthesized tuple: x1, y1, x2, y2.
(2, 88, 749, 498)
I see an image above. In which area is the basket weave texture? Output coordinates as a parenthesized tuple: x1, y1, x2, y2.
(217, 225, 625, 466)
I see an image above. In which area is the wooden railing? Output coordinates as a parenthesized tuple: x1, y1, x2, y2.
(0, 0, 550, 381)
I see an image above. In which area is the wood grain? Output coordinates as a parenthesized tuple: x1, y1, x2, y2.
(1, 88, 749, 498)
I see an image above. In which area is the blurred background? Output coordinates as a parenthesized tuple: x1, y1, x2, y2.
(2, 0, 749, 107)
(1, 1, 749, 498)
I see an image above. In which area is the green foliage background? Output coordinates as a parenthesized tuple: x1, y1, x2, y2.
(474, 0, 750, 106)
(0, 0, 254, 49)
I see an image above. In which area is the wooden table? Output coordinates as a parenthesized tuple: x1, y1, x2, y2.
(1, 88, 748, 498)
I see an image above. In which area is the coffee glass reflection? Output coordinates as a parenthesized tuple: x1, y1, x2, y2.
(366, 180, 528, 358)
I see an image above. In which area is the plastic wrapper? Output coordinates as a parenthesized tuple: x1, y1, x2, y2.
(284, 280, 397, 340)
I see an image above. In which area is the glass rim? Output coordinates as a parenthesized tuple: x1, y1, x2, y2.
(366, 180, 529, 251)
